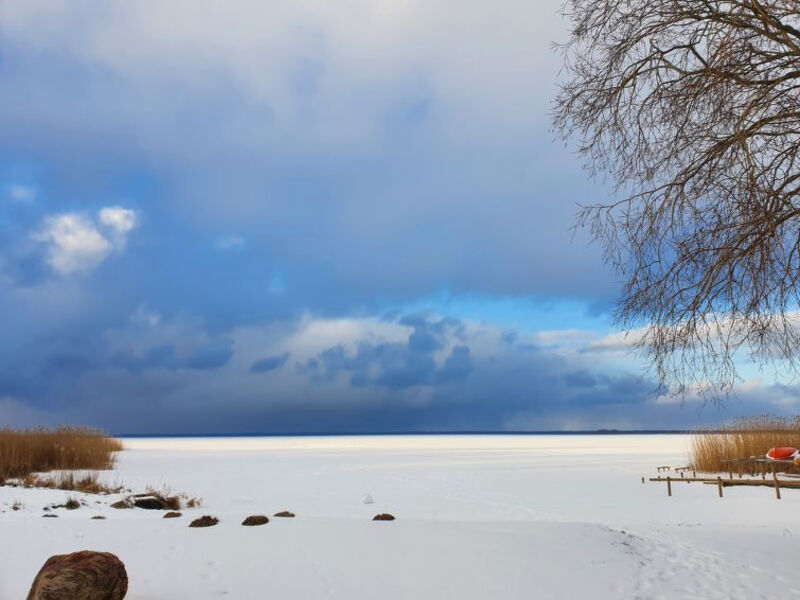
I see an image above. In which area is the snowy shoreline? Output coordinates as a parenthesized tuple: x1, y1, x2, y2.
(3, 434, 799, 599)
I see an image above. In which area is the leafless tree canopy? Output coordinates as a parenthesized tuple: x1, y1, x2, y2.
(553, 0, 800, 396)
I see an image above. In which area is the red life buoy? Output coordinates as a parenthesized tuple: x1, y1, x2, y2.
(766, 446, 799, 460)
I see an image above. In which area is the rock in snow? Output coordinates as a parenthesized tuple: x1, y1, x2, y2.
(189, 515, 219, 528)
(242, 515, 269, 526)
(26, 550, 128, 600)
(132, 496, 171, 510)
(372, 513, 396, 521)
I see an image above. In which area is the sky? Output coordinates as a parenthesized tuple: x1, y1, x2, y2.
(0, 0, 797, 434)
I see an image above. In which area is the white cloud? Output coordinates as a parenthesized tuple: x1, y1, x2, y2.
(216, 234, 245, 250)
(130, 303, 161, 327)
(587, 330, 644, 353)
(0, 0, 559, 148)
(33, 206, 138, 276)
(34, 214, 111, 275)
(6, 183, 36, 203)
(99, 206, 137, 236)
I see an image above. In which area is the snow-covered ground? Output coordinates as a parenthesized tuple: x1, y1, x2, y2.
(2, 434, 799, 599)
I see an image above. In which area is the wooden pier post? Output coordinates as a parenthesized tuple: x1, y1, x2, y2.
(666, 476, 672, 497)
(773, 473, 781, 500)
(717, 477, 723, 498)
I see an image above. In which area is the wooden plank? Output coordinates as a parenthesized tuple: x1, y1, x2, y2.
(649, 476, 800, 488)
(649, 477, 718, 483)
(700, 479, 800, 489)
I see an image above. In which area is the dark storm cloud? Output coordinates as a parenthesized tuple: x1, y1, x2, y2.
(0, 301, 794, 433)
(184, 341, 235, 370)
(563, 370, 597, 388)
(0, 1, 618, 318)
(109, 341, 234, 373)
(0, 1, 789, 434)
(436, 346, 473, 383)
(111, 346, 178, 373)
(301, 316, 472, 390)
(249, 352, 290, 374)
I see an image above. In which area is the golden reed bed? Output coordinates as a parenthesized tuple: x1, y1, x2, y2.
(690, 415, 800, 473)
(0, 426, 123, 482)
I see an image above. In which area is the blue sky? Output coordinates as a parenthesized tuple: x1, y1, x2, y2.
(0, 0, 797, 433)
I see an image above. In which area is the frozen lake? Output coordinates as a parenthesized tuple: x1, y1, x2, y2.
(2, 434, 799, 599)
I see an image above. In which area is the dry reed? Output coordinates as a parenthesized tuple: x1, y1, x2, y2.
(0, 426, 123, 482)
(145, 485, 202, 510)
(689, 415, 800, 473)
(22, 472, 126, 495)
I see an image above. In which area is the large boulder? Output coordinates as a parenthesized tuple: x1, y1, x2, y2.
(27, 550, 127, 600)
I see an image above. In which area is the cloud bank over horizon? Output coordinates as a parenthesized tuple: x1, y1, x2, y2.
(0, 0, 796, 433)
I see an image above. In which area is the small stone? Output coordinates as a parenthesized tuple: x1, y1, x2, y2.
(91, 516, 106, 520)
(242, 515, 269, 526)
(188, 515, 219, 528)
(42, 514, 58, 518)
(110, 500, 133, 510)
(273, 510, 295, 518)
(372, 513, 396, 521)
(163, 511, 182, 519)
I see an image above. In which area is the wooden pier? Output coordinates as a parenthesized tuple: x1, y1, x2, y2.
(648, 472, 800, 499)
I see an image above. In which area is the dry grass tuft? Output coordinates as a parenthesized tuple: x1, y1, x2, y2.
(143, 485, 202, 510)
(22, 472, 125, 495)
(690, 415, 800, 473)
(0, 426, 123, 482)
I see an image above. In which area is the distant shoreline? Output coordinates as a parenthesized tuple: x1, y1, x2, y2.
(116, 429, 697, 438)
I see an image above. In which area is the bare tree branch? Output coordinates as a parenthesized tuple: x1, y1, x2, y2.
(553, 0, 800, 398)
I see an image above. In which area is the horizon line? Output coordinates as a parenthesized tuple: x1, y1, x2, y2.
(114, 429, 697, 438)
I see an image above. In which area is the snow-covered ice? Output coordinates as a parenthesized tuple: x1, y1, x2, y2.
(2, 434, 799, 599)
